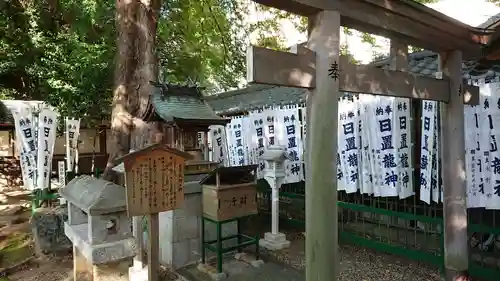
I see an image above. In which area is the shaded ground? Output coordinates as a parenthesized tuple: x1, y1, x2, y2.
(6, 255, 72, 281)
(0, 188, 449, 281)
(0, 187, 74, 281)
(179, 259, 303, 281)
(179, 238, 441, 281)
(0, 189, 33, 273)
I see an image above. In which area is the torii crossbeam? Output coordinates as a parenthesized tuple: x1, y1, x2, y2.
(246, 1, 488, 281)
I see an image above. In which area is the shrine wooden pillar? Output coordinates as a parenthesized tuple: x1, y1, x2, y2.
(389, 40, 408, 72)
(305, 10, 341, 281)
(440, 50, 469, 281)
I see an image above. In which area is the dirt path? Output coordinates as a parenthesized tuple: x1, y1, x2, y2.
(5, 255, 72, 281)
(0, 186, 73, 281)
(0, 189, 33, 273)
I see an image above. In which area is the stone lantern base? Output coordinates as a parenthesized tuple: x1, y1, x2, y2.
(259, 232, 290, 251)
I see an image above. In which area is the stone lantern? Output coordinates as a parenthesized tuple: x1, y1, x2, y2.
(60, 175, 136, 281)
(259, 145, 291, 250)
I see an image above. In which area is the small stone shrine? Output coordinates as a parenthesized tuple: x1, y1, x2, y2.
(140, 82, 232, 269)
(60, 175, 136, 281)
(259, 145, 291, 250)
(198, 165, 262, 279)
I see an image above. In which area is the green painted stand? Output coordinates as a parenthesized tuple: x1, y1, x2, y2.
(30, 170, 77, 214)
(201, 215, 259, 274)
(31, 190, 59, 214)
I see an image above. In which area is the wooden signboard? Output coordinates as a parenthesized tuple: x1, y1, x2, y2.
(120, 143, 192, 281)
(123, 144, 192, 217)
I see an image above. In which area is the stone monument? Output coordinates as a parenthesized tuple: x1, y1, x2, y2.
(60, 175, 136, 281)
(259, 145, 291, 250)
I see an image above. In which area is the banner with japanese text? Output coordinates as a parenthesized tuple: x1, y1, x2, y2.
(36, 108, 58, 189)
(209, 125, 229, 166)
(12, 108, 37, 190)
(65, 118, 80, 172)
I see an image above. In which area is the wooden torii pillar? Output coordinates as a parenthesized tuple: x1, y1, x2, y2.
(246, 1, 485, 280)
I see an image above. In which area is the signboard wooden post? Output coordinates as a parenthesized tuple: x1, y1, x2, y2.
(121, 143, 192, 281)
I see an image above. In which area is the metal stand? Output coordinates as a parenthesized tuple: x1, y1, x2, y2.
(201, 215, 259, 273)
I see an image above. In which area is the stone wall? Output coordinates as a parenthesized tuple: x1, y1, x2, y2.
(31, 205, 72, 254)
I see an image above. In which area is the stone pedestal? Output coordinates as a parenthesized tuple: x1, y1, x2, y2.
(128, 264, 148, 281)
(92, 258, 132, 281)
(158, 179, 238, 269)
(259, 232, 290, 251)
(74, 246, 132, 281)
(74, 246, 92, 281)
(32, 206, 72, 255)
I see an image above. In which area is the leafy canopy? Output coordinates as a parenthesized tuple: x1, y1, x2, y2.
(0, 0, 439, 125)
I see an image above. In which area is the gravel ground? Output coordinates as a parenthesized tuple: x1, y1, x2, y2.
(242, 216, 442, 281)
(261, 232, 442, 281)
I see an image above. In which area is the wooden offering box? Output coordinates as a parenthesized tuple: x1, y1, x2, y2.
(184, 160, 219, 176)
(200, 165, 258, 221)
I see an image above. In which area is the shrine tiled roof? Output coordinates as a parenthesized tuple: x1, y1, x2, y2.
(150, 84, 229, 125)
(204, 85, 306, 115)
(206, 51, 500, 115)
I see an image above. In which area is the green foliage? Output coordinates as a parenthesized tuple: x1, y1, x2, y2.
(0, 0, 114, 126)
(158, 0, 250, 94)
(0, 0, 442, 123)
(0, 0, 285, 118)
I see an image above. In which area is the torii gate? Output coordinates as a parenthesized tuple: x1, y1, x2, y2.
(245, 1, 492, 281)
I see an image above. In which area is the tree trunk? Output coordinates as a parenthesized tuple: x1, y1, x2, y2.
(102, 0, 160, 181)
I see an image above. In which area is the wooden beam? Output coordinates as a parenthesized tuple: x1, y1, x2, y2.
(440, 51, 469, 281)
(252, 0, 484, 59)
(339, 62, 449, 101)
(247, 46, 315, 89)
(362, 0, 485, 43)
(305, 10, 340, 281)
(247, 45, 480, 105)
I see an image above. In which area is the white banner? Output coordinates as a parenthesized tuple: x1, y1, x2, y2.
(65, 118, 80, 172)
(430, 104, 440, 203)
(274, 106, 303, 184)
(212, 95, 415, 197)
(395, 98, 414, 199)
(227, 117, 247, 167)
(338, 98, 359, 194)
(374, 97, 399, 197)
(485, 81, 500, 209)
(359, 95, 377, 195)
(247, 111, 266, 177)
(419, 100, 437, 204)
(209, 125, 229, 166)
(36, 108, 58, 189)
(12, 108, 37, 190)
(464, 98, 481, 208)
